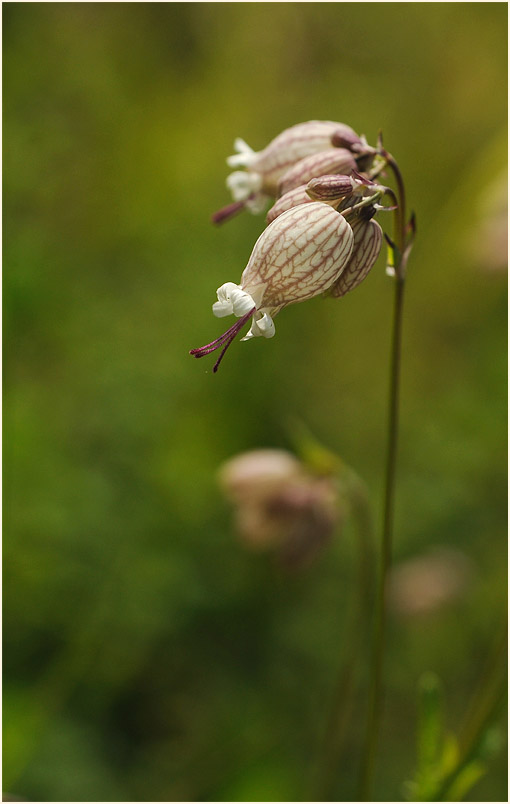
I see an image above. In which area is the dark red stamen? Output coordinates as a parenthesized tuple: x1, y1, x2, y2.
(211, 193, 257, 225)
(189, 306, 256, 371)
(211, 200, 246, 225)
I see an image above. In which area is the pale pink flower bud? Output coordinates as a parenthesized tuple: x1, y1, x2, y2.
(190, 203, 355, 371)
(278, 148, 356, 196)
(329, 217, 383, 298)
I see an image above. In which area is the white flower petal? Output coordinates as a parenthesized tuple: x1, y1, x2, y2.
(212, 281, 240, 317)
(226, 170, 263, 202)
(226, 138, 257, 168)
(213, 283, 256, 319)
(241, 311, 275, 340)
(245, 192, 270, 214)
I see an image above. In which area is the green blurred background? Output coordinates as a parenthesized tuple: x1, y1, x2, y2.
(3, 3, 507, 801)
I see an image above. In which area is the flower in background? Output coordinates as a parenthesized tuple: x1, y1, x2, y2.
(388, 547, 473, 618)
(219, 449, 341, 569)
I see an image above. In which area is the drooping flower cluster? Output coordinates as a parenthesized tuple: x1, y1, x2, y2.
(191, 120, 390, 371)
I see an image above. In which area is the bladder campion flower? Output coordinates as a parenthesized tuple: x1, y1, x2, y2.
(213, 120, 362, 223)
(277, 148, 356, 196)
(190, 202, 355, 371)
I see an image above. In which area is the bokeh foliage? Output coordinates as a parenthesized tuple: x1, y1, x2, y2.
(3, 3, 507, 801)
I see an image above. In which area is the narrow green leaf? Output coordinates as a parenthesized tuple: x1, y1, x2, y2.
(417, 672, 444, 776)
(439, 731, 460, 777)
(444, 761, 487, 802)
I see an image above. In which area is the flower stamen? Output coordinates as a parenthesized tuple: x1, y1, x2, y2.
(211, 199, 250, 225)
(189, 306, 257, 372)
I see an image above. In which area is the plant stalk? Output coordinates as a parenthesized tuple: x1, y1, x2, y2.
(358, 151, 408, 800)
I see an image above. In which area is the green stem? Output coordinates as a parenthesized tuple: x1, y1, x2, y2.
(358, 153, 408, 800)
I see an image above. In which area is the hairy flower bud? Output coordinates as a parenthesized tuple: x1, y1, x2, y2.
(329, 217, 383, 298)
(278, 148, 356, 196)
(190, 203, 355, 370)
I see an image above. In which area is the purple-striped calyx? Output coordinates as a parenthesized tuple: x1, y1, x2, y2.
(277, 148, 356, 196)
(329, 216, 383, 298)
(190, 202, 355, 371)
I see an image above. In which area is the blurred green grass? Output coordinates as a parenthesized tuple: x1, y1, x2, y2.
(3, 3, 507, 801)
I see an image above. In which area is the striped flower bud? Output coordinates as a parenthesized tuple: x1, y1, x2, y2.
(329, 217, 383, 298)
(266, 174, 360, 224)
(191, 203, 355, 371)
(214, 120, 361, 223)
(278, 148, 357, 196)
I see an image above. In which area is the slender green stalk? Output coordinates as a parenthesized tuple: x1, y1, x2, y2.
(358, 152, 409, 800)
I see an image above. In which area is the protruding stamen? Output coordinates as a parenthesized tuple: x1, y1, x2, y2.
(211, 200, 247, 225)
(189, 306, 256, 371)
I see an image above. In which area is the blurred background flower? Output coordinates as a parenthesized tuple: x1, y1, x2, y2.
(388, 547, 474, 618)
(219, 449, 342, 569)
(3, 3, 507, 801)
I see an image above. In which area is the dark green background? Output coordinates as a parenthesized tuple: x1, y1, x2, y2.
(3, 3, 507, 801)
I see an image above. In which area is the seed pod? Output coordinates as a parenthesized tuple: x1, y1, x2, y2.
(306, 174, 355, 202)
(278, 149, 356, 196)
(241, 202, 354, 310)
(330, 218, 383, 298)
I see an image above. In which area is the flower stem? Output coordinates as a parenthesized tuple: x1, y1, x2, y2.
(358, 151, 408, 800)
